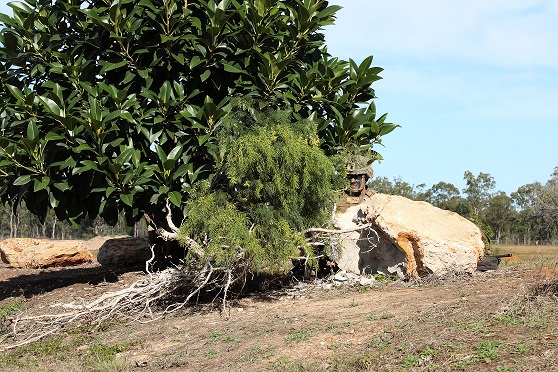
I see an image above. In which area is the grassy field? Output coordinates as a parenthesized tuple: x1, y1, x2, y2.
(493, 245, 558, 268)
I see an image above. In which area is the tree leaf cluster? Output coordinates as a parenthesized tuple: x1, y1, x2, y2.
(0, 0, 397, 232)
(177, 101, 336, 273)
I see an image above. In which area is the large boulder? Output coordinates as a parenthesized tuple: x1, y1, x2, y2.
(0, 238, 93, 268)
(334, 193, 485, 277)
(97, 237, 152, 267)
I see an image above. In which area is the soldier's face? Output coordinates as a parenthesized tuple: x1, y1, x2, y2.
(348, 175, 363, 193)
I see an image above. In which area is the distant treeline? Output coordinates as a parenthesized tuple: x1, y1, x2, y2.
(369, 168, 558, 246)
(0, 204, 146, 241)
(2, 168, 557, 246)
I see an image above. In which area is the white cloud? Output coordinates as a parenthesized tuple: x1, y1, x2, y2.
(327, 0, 558, 68)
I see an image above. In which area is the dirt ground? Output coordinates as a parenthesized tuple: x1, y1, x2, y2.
(1, 244, 557, 371)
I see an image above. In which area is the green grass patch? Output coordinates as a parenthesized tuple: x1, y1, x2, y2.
(0, 335, 72, 369)
(475, 340, 501, 362)
(203, 348, 218, 359)
(328, 351, 379, 371)
(286, 328, 310, 342)
(511, 342, 534, 354)
(0, 301, 25, 333)
(368, 335, 392, 350)
(88, 342, 131, 363)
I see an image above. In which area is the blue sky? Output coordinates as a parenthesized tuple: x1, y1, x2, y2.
(1, 0, 557, 195)
(324, 0, 558, 195)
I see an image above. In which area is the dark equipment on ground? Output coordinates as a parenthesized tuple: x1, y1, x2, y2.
(476, 253, 513, 272)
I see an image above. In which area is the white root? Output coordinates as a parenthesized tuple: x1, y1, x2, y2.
(0, 261, 235, 351)
(304, 223, 372, 235)
(165, 197, 180, 233)
(1, 211, 372, 351)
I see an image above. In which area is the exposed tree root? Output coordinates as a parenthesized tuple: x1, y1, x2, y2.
(0, 211, 372, 351)
(0, 258, 240, 351)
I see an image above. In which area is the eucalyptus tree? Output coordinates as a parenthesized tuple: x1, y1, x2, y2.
(423, 181, 470, 216)
(0, 0, 398, 261)
(462, 171, 495, 215)
(534, 167, 558, 242)
(368, 176, 423, 200)
(511, 182, 544, 244)
(483, 191, 515, 243)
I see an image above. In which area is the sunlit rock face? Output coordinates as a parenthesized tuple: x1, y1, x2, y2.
(334, 194, 484, 278)
(0, 238, 93, 268)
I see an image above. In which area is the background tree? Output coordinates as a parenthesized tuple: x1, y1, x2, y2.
(368, 176, 424, 200)
(511, 182, 543, 244)
(422, 181, 470, 216)
(0, 0, 398, 254)
(483, 191, 515, 243)
(462, 171, 496, 215)
(533, 167, 558, 242)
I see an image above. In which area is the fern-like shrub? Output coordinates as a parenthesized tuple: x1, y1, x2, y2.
(177, 100, 343, 274)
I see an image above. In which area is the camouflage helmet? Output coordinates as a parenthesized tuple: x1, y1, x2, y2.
(346, 156, 373, 179)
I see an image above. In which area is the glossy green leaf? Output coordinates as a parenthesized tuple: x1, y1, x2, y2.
(7, 1, 33, 13)
(168, 191, 182, 206)
(6, 84, 24, 101)
(167, 145, 182, 160)
(120, 193, 133, 207)
(159, 81, 171, 103)
(101, 60, 127, 74)
(53, 182, 70, 192)
(27, 121, 38, 140)
(33, 176, 50, 192)
(13, 175, 32, 186)
(222, 62, 244, 74)
(155, 145, 167, 163)
(38, 96, 61, 117)
(44, 132, 65, 141)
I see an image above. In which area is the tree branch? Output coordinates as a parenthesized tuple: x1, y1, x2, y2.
(304, 223, 372, 235)
(165, 198, 180, 233)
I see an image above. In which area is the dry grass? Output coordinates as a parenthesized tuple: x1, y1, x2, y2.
(493, 244, 557, 260)
(1, 246, 558, 371)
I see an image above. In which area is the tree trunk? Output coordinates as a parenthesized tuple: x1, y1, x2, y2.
(9, 208, 13, 238)
(13, 212, 19, 238)
(52, 215, 57, 239)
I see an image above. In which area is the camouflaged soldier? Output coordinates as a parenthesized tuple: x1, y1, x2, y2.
(337, 156, 375, 213)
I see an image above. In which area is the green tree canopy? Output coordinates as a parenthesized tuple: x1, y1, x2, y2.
(462, 171, 495, 215)
(177, 101, 342, 272)
(484, 191, 514, 242)
(368, 176, 424, 200)
(533, 167, 558, 241)
(423, 181, 470, 216)
(0, 0, 398, 235)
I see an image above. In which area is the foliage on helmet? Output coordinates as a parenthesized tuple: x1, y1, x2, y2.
(346, 155, 374, 179)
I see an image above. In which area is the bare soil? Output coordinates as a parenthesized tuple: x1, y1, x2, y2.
(1, 245, 557, 371)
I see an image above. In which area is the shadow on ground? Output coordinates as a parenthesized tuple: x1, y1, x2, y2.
(0, 264, 143, 301)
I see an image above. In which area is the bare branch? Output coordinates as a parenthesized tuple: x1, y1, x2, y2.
(304, 223, 372, 235)
(144, 213, 157, 230)
(165, 198, 180, 233)
(155, 227, 178, 241)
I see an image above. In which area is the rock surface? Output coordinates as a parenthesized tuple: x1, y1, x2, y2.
(96, 237, 152, 267)
(334, 193, 485, 277)
(0, 238, 93, 268)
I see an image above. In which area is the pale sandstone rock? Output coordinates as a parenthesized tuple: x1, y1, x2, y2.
(0, 238, 93, 268)
(97, 237, 151, 267)
(334, 193, 485, 277)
